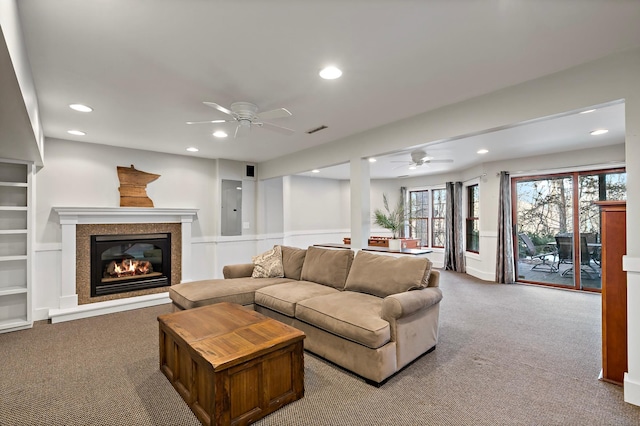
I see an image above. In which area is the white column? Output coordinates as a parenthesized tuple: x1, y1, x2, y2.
(58, 216, 79, 309)
(181, 215, 193, 283)
(350, 158, 370, 250)
(624, 95, 640, 405)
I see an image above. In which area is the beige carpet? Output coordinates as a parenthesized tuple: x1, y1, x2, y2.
(1, 270, 639, 425)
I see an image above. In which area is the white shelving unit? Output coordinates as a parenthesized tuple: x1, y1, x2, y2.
(0, 159, 34, 333)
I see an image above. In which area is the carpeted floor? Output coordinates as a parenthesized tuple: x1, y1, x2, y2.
(1, 270, 639, 425)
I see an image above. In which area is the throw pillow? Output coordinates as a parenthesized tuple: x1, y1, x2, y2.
(252, 245, 285, 278)
(344, 251, 430, 298)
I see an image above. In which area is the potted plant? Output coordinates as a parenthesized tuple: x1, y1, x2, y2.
(373, 193, 406, 251)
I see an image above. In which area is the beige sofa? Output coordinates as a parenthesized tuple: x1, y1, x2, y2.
(169, 245, 442, 385)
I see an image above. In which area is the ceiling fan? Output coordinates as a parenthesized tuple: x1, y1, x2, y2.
(392, 149, 454, 169)
(186, 101, 294, 138)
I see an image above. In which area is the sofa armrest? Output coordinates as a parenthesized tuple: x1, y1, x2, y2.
(381, 287, 443, 321)
(222, 263, 254, 279)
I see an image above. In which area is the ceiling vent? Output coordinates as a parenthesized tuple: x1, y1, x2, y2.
(306, 125, 328, 134)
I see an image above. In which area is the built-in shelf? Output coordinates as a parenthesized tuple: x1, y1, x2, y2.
(0, 255, 28, 262)
(0, 159, 33, 334)
(0, 286, 28, 296)
(0, 206, 28, 211)
(0, 318, 30, 331)
(0, 229, 27, 235)
(0, 181, 28, 187)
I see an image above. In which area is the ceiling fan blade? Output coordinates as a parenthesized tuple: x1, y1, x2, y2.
(257, 108, 292, 121)
(258, 121, 295, 135)
(428, 159, 454, 163)
(203, 102, 235, 117)
(185, 119, 229, 125)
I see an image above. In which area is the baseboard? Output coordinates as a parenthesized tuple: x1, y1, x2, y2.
(48, 292, 171, 324)
(624, 373, 640, 407)
(465, 265, 495, 281)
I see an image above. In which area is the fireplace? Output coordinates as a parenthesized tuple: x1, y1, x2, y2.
(90, 233, 171, 297)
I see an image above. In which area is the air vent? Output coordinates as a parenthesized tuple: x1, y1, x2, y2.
(306, 125, 328, 134)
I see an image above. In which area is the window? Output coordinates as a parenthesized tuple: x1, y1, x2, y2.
(466, 184, 479, 252)
(409, 190, 429, 247)
(432, 189, 446, 248)
(409, 188, 446, 248)
(513, 168, 626, 291)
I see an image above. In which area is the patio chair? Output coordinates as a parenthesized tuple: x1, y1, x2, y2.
(555, 235, 600, 279)
(519, 233, 557, 272)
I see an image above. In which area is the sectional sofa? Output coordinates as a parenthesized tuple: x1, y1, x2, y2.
(169, 245, 442, 385)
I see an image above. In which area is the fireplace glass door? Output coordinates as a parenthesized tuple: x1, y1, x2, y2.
(91, 233, 171, 296)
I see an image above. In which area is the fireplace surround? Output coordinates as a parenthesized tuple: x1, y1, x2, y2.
(51, 207, 197, 323)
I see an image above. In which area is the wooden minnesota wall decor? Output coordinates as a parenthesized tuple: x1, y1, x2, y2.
(117, 165, 160, 207)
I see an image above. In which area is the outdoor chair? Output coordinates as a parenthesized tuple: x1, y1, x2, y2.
(555, 235, 600, 279)
(519, 233, 557, 272)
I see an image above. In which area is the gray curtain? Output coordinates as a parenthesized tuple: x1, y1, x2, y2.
(444, 182, 465, 272)
(400, 186, 407, 238)
(496, 171, 515, 283)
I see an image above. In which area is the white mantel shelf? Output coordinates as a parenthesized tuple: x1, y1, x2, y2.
(51, 207, 198, 323)
(53, 207, 198, 224)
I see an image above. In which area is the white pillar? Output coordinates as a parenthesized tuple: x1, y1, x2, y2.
(181, 215, 193, 283)
(350, 158, 370, 250)
(624, 95, 640, 405)
(58, 216, 79, 309)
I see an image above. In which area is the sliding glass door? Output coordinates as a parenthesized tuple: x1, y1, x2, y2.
(513, 168, 625, 291)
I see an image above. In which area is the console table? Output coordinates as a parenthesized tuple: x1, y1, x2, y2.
(315, 243, 432, 256)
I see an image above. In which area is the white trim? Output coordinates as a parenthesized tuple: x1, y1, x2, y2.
(509, 162, 625, 178)
(53, 207, 198, 224)
(48, 292, 170, 324)
(623, 255, 640, 273)
(284, 228, 349, 237)
(625, 373, 640, 406)
(35, 243, 61, 252)
(465, 265, 495, 281)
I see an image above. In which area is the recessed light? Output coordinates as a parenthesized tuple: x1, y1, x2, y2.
(69, 104, 93, 112)
(67, 130, 86, 136)
(368, 158, 377, 163)
(580, 109, 596, 114)
(186, 147, 199, 152)
(319, 66, 342, 80)
(312, 169, 320, 173)
(236, 187, 242, 190)
(213, 130, 228, 138)
(590, 129, 609, 136)
(477, 149, 489, 154)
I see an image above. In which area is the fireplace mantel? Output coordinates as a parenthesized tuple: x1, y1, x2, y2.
(50, 207, 198, 323)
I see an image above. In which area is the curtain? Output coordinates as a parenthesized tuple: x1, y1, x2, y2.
(496, 171, 515, 283)
(444, 182, 465, 272)
(400, 186, 407, 238)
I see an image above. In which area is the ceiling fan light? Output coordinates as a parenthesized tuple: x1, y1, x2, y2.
(409, 165, 417, 170)
(422, 156, 433, 161)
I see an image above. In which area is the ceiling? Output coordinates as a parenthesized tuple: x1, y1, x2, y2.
(13, 1, 640, 175)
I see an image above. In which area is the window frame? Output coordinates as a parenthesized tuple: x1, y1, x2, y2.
(407, 186, 446, 249)
(465, 183, 480, 253)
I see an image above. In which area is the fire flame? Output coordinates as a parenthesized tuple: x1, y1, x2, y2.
(105, 258, 153, 278)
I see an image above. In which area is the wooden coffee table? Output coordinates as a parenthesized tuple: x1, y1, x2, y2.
(158, 302, 305, 425)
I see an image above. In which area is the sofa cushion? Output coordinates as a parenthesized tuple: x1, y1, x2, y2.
(296, 291, 390, 349)
(169, 277, 293, 310)
(252, 246, 284, 278)
(280, 245, 307, 280)
(255, 281, 340, 317)
(344, 251, 431, 298)
(300, 246, 354, 289)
